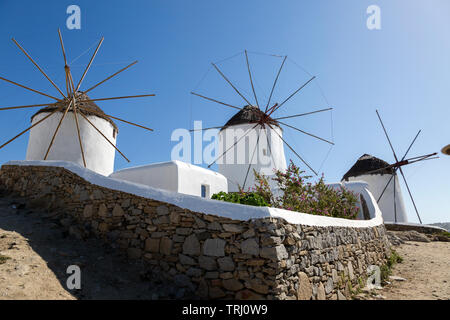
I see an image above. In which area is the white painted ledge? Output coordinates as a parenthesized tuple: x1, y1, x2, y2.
(3, 160, 385, 228)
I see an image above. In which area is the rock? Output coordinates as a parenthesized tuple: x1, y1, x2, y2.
(160, 237, 172, 255)
(235, 289, 264, 300)
(83, 204, 93, 218)
(127, 248, 142, 259)
(348, 261, 354, 280)
(112, 204, 124, 217)
(389, 275, 406, 282)
(223, 224, 244, 233)
(316, 282, 326, 300)
(145, 238, 160, 253)
(186, 267, 203, 277)
(242, 228, 255, 238)
(176, 228, 192, 235)
(260, 245, 288, 261)
(297, 272, 312, 300)
(217, 256, 235, 271)
(209, 287, 226, 299)
(324, 277, 334, 294)
(179, 254, 196, 266)
(223, 279, 244, 291)
(337, 290, 346, 300)
(241, 238, 259, 256)
(261, 236, 282, 246)
(203, 239, 225, 257)
(97, 203, 108, 217)
(183, 234, 200, 255)
(199, 256, 217, 270)
(156, 205, 169, 215)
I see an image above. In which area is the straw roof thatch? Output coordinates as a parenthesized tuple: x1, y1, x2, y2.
(31, 91, 118, 132)
(342, 154, 394, 181)
(221, 105, 280, 131)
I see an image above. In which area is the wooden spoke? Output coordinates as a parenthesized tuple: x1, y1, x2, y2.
(242, 128, 261, 190)
(0, 106, 63, 150)
(67, 70, 87, 167)
(75, 37, 104, 92)
(76, 104, 153, 132)
(270, 76, 316, 115)
(0, 102, 57, 111)
(265, 55, 287, 113)
(44, 100, 73, 160)
(377, 173, 394, 203)
(78, 111, 130, 162)
(211, 62, 252, 106)
(208, 123, 260, 168)
(401, 130, 421, 161)
(393, 171, 397, 222)
(76, 94, 155, 103)
(189, 126, 224, 132)
(58, 29, 68, 66)
(12, 38, 66, 98)
(278, 120, 334, 145)
(376, 110, 400, 162)
(398, 167, 422, 224)
(268, 123, 317, 175)
(83, 60, 138, 94)
(244, 50, 259, 108)
(273, 107, 333, 120)
(191, 92, 241, 110)
(0, 76, 61, 101)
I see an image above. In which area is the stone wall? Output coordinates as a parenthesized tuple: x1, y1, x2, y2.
(0, 164, 391, 300)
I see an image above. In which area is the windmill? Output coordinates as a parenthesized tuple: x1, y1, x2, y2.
(190, 50, 334, 191)
(0, 29, 154, 175)
(344, 110, 438, 224)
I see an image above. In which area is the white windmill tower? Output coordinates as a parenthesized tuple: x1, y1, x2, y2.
(0, 30, 155, 176)
(26, 93, 119, 176)
(191, 50, 334, 192)
(217, 105, 287, 192)
(342, 110, 438, 223)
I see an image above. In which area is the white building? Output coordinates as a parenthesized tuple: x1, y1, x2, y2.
(26, 92, 118, 176)
(218, 106, 287, 192)
(110, 160, 228, 198)
(342, 154, 408, 223)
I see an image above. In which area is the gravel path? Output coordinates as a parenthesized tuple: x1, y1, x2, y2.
(382, 241, 450, 300)
(0, 194, 185, 300)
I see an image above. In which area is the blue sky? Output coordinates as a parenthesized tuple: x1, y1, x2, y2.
(0, 0, 448, 223)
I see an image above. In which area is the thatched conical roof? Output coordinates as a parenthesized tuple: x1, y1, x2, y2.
(31, 91, 118, 132)
(221, 105, 280, 131)
(342, 154, 394, 181)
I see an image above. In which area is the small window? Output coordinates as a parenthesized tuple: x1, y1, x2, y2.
(263, 148, 267, 156)
(201, 184, 209, 198)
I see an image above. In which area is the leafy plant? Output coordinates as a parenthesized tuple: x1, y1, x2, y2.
(252, 160, 360, 219)
(0, 254, 10, 265)
(211, 191, 269, 207)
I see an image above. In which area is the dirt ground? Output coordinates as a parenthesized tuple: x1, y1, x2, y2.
(0, 192, 448, 300)
(0, 194, 185, 300)
(381, 241, 450, 300)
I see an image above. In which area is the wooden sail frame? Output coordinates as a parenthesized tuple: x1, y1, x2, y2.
(0, 29, 155, 166)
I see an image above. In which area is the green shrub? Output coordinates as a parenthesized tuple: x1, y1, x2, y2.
(252, 160, 360, 219)
(211, 191, 269, 207)
(0, 254, 10, 265)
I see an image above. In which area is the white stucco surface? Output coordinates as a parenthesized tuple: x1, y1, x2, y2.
(345, 174, 408, 223)
(26, 111, 116, 176)
(218, 123, 287, 192)
(109, 160, 228, 198)
(4, 160, 385, 228)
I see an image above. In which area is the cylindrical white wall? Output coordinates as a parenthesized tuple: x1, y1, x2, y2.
(346, 173, 408, 223)
(26, 111, 117, 176)
(218, 123, 287, 192)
